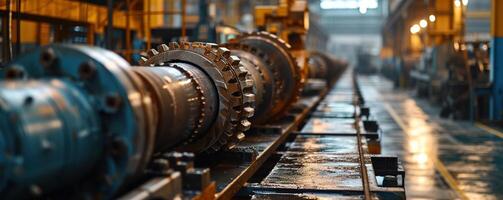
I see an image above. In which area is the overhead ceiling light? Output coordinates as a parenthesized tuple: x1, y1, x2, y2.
(429, 15, 436, 22)
(320, 0, 378, 10)
(462, 0, 469, 6)
(410, 24, 421, 34)
(419, 19, 428, 28)
(454, 0, 461, 7)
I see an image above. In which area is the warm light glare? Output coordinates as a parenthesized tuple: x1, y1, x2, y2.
(410, 24, 421, 34)
(320, 0, 378, 10)
(419, 19, 428, 28)
(429, 15, 436, 22)
(462, 0, 469, 6)
(454, 0, 461, 7)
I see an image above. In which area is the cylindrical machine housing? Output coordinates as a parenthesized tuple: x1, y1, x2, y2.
(0, 79, 101, 198)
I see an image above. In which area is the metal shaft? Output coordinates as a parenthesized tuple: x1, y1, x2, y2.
(130, 64, 219, 152)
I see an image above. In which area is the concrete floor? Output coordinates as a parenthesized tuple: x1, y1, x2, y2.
(358, 75, 503, 200)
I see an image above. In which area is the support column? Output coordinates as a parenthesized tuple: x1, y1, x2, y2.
(106, 0, 114, 49)
(490, 0, 503, 120)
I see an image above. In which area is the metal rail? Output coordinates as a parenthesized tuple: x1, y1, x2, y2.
(353, 73, 372, 200)
(214, 89, 328, 199)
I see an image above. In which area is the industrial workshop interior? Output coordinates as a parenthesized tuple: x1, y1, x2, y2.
(0, 0, 502, 199)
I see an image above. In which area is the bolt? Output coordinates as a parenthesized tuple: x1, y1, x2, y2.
(150, 158, 170, 172)
(78, 61, 97, 80)
(40, 48, 57, 68)
(163, 152, 183, 164)
(110, 137, 127, 160)
(103, 94, 122, 113)
(4, 67, 25, 80)
(23, 96, 34, 107)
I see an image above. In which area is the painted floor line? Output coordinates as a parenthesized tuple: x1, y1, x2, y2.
(383, 103, 469, 200)
(475, 122, 503, 139)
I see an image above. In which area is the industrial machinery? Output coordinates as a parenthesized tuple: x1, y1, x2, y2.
(0, 30, 353, 199)
(409, 41, 490, 119)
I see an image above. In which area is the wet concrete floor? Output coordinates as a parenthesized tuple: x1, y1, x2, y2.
(358, 75, 503, 200)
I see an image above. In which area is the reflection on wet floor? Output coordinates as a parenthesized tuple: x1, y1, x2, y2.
(358, 75, 503, 200)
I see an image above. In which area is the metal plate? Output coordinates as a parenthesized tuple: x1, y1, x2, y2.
(287, 135, 359, 154)
(260, 152, 365, 191)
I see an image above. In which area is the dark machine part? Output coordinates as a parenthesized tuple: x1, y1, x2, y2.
(139, 42, 255, 152)
(129, 65, 219, 152)
(0, 43, 254, 198)
(224, 31, 304, 123)
(0, 34, 344, 199)
(220, 33, 347, 124)
(219, 42, 276, 124)
(307, 51, 348, 86)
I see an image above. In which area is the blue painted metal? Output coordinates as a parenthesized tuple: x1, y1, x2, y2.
(0, 79, 101, 197)
(490, 37, 503, 120)
(0, 45, 154, 198)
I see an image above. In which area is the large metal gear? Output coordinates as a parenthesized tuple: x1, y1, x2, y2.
(230, 31, 304, 122)
(220, 42, 276, 124)
(139, 41, 255, 152)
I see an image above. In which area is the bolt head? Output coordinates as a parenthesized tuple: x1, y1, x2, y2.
(102, 94, 122, 113)
(78, 61, 97, 80)
(4, 66, 25, 80)
(40, 48, 57, 68)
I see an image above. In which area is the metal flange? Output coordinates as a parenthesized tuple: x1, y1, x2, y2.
(230, 31, 304, 122)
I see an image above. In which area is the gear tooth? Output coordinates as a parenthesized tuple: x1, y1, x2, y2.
(139, 56, 148, 65)
(236, 132, 245, 141)
(179, 41, 190, 49)
(192, 42, 204, 48)
(243, 107, 255, 118)
(244, 79, 254, 88)
(204, 43, 217, 53)
(147, 49, 159, 57)
(243, 93, 255, 103)
(218, 47, 231, 59)
(157, 44, 169, 52)
(207, 43, 218, 49)
(228, 55, 240, 66)
(237, 66, 248, 79)
(239, 120, 251, 131)
(169, 42, 180, 49)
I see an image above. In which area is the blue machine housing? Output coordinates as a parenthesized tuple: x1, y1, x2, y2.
(0, 45, 155, 198)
